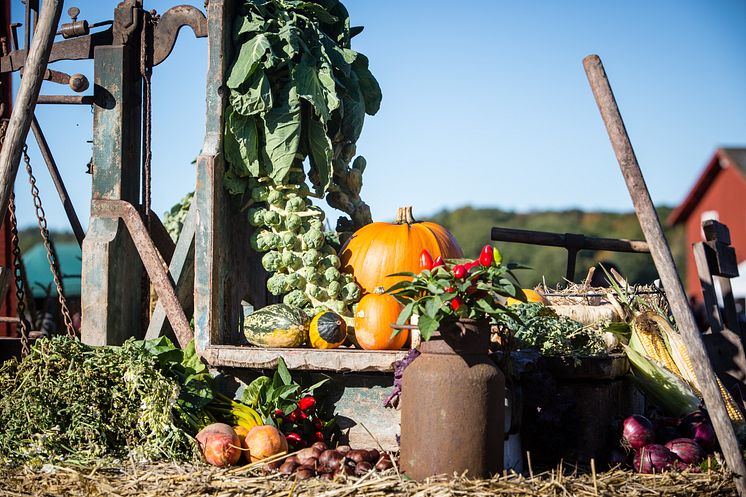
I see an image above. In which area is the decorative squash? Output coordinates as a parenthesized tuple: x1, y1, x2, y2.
(354, 287, 408, 350)
(506, 289, 549, 306)
(243, 304, 309, 347)
(309, 310, 347, 349)
(340, 206, 463, 294)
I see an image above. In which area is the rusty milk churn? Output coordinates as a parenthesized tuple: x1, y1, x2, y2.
(400, 318, 505, 479)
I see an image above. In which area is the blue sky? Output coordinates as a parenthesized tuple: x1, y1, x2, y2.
(10, 0, 746, 231)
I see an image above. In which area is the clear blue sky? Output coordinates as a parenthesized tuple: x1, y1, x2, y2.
(10, 0, 746, 231)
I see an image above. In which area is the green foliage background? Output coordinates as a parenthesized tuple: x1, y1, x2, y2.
(426, 206, 685, 288)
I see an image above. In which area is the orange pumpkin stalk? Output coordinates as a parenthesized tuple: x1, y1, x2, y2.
(340, 206, 463, 294)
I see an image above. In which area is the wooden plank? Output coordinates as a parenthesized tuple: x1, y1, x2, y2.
(584, 54, 746, 496)
(0, 0, 63, 222)
(92, 199, 193, 348)
(200, 345, 407, 373)
(0, 267, 10, 304)
(81, 41, 144, 346)
(694, 242, 724, 333)
(146, 201, 196, 341)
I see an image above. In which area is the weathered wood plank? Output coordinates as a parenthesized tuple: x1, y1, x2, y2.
(146, 201, 196, 341)
(201, 345, 407, 373)
(81, 41, 143, 346)
(0, 0, 63, 221)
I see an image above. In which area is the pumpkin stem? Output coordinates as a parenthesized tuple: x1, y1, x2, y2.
(395, 206, 417, 225)
(374, 286, 386, 294)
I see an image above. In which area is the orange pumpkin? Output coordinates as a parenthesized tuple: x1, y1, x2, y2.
(354, 287, 408, 350)
(340, 206, 463, 294)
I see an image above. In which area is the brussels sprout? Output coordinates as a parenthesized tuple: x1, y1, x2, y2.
(283, 289, 309, 308)
(250, 230, 276, 252)
(285, 196, 306, 213)
(324, 254, 341, 269)
(302, 229, 324, 250)
(281, 250, 302, 271)
(286, 271, 306, 290)
(324, 267, 340, 283)
(266, 273, 287, 296)
(320, 245, 336, 257)
(248, 207, 268, 227)
(307, 217, 323, 231)
(302, 249, 321, 267)
(327, 280, 341, 299)
(341, 282, 361, 304)
(279, 231, 300, 250)
(263, 210, 281, 228)
(309, 285, 328, 302)
(285, 213, 302, 233)
(251, 185, 270, 202)
(267, 188, 285, 208)
(330, 299, 346, 314)
(262, 250, 283, 272)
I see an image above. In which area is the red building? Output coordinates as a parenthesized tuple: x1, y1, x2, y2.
(668, 148, 746, 304)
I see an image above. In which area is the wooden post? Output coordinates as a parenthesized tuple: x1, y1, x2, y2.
(583, 54, 746, 496)
(0, 0, 63, 222)
(81, 3, 144, 346)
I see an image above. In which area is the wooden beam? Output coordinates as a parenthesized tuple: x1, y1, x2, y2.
(584, 54, 746, 497)
(0, 0, 63, 222)
(146, 201, 196, 341)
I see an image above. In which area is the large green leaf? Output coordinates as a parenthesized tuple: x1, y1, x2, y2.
(307, 115, 333, 194)
(226, 108, 261, 176)
(277, 23, 302, 59)
(230, 70, 273, 116)
(351, 53, 382, 115)
(340, 72, 365, 142)
(295, 59, 332, 121)
(263, 84, 302, 182)
(227, 33, 272, 89)
(234, 14, 267, 41)
(242, 375, 271, 407)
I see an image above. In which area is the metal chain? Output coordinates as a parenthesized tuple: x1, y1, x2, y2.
(8, 193, 31, 356)
(140, 10, 156, 328)
(22, 146, 76, 338)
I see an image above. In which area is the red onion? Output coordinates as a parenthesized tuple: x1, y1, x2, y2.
(691, 422, 716, 452)
(622, 415, 655, 450)
(633, 444, 676, 474)
(665, 438, 704, 465)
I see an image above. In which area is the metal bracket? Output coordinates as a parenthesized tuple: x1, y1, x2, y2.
(152, 5, 207, 66)
(90, 199, 193, 348)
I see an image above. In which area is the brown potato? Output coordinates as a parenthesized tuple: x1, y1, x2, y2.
(354, 461, 373, 476)
(319, 472, 333, 480)
(279, 461, 299, 475)
(375, 458, 394, 471)
(285, 455, 300, 465)
(319, 450, 345, 470)
(295, 468, 315, 480)
(346, 449, 367, 464)
(336, 445, 351, 454)
(367, 449, 380, 463)
(297, 447, 322, 465)
(312, 441, 328, 452)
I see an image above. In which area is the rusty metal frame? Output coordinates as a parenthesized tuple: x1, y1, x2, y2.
(90, 199, 192, 347)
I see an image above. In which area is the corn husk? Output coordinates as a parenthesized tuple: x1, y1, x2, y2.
(623, 343, 700, 417)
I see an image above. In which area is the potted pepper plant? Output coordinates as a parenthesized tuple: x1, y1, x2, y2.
(385, 244, 527, 343)
(385, 244, 525, 480)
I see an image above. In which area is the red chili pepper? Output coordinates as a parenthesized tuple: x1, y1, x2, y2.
(298, 396, 316, 412)
(313, 418, 323, 430)
(480, 245, 494, 266)
(285, 432, 303, 445)
(287, 410, 299, 423)
(432, 256, 445, 268)
(314, 431, 325, 442)
(450, 297, 463, 311)
(444, 286, 455, 293)
(274, 408, 284, 418)
(419, 249, 434, 271)
(453, 264, 466, 279)
(292, 407, 309, 421)
(466, 284, 477, 295)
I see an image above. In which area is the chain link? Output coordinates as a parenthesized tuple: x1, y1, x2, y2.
(22, 146, 76, 338)
(8, 193, 31, 356)
(140, 11, 156, 328)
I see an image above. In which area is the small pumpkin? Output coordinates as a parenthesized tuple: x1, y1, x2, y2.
(244, 304, 309, 348)
(340, 206, 463, 294)
(309, 310, 347, 349)
(354, 287, 408, 350)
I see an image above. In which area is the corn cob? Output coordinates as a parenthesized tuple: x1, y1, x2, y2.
(654, 312, 746, 426)
(631, 312, 683, 377)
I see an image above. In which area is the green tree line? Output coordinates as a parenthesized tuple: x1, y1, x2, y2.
(426, 206, 685, 288)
